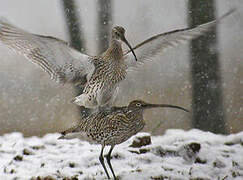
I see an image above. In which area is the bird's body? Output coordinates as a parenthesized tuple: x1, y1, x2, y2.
(76, 41, 128, 108)
(59, 100, 189, 179)
(0, 10, 234, 110)
(60, 102, 144, 146)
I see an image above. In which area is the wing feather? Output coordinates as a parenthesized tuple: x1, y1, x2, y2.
(0, 18, 94, 85)
(124, 9, 235, 71)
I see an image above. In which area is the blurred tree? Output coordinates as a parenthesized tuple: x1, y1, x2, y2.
(61, 0, 85, 53)
(188, 0, 226, 134)
(97, 0, 113, 54)
(61, 0, 90, 117)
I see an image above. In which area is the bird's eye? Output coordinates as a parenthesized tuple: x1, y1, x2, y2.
(136, 103, 141, 107)
(115, 31, 119, 36)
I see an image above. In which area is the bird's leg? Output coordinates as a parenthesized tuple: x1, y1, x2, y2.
(105, 145, 116, 180)
(99, 145, 110, 179)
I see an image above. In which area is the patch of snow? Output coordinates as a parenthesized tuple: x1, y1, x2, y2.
(0, 129, 243, 180)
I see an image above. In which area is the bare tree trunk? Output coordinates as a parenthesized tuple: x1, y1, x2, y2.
(61, 0, 90, 117)
(188, 0, 226, 134)
(97, 0, 112, 54)
(61, 0, 85, 53)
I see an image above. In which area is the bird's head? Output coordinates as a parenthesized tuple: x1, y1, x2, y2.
(111, 26, 137, 61)
(128, 100, 190, 113)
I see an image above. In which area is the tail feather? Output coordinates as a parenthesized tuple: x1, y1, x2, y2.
(60, 124, 81, 135)
(58, 125, 97, 143)
(58, 131, 97, 144)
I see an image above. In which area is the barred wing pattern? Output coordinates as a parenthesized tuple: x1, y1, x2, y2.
(0, 18, 94, 85)
(124, 9, 234, 71)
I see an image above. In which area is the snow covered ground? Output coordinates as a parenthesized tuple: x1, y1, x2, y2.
(0, 129, 243, 180)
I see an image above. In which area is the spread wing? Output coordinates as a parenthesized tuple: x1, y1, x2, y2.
(123, 9, 234, 71)
(0, 18, 94, 85)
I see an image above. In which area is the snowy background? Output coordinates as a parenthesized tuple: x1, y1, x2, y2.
(0, 1, 242, 179)
(1, 130, 243, 180)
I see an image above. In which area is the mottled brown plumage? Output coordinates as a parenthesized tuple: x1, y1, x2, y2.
(59, 100, 189, 179)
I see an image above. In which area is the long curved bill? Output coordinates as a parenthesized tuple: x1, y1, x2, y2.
(122, 36, 137, 61)
(142, 103, 189, 112)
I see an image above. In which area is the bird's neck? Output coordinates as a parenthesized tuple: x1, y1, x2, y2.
(103, 39, 123, 61)
(128, 109, 144, 121)
(129, 110, 145, 131)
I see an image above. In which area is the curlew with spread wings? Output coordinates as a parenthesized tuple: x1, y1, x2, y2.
(0, 10, 234, 109)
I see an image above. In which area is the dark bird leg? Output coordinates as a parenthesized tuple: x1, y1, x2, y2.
(105, 145, 116, 180)
(99, 145, 110, 179)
